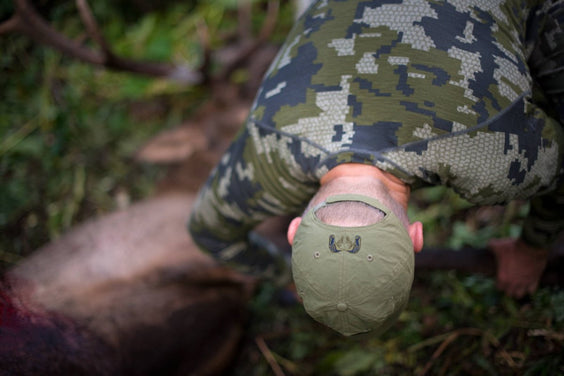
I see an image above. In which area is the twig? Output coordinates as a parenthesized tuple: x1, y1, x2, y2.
(0, 14, 19, 35)
(258, 0, 280, 42)
(528, 328, 564, 341)
(255, 335, 285, 376)
(215, 0, 279, 82)
(0, 118, 38, 157)
(75, 0, 113, 56)
(8, 0, 102, 64)
(196, 20, 212, 83)
(407, 332, 452, 353)
(438, 353, 453, 376)
(496, 350, 520, 368)
(418, 328, 484, 376)
(0, 249, 23, 265)
(419, 331, 459, 376)
(238, 0, 253, 41)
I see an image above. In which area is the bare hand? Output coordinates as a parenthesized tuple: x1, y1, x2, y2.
(489, 238, 549, 298)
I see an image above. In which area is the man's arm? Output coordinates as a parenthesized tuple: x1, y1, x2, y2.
(493, 0, 564, 298)
(188, 124, 313, 285)
(490, 182, 564, 298)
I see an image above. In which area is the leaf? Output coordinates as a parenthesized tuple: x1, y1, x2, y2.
(145, 28, 173, 60)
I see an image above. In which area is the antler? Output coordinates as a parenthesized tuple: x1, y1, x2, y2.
(215, 0, 279, 82)
(0, 0, 280, 85)
(0, 0, 203, 84)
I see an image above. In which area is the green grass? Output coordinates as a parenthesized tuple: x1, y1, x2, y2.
(232, 273, 564, 375)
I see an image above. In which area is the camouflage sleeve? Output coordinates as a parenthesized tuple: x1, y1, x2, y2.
(188, 123, 317, 284)
(521, 182, 564, 248)
(527, 0, 564, 125)
(521, 0, 564, 248)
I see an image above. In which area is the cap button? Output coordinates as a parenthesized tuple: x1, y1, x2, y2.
(337, 302, 348, 312)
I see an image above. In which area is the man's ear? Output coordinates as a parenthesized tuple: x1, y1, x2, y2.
(408, 221, 424, 253)
(287, 217, 302, 245)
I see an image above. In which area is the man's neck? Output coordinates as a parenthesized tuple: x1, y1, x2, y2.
(320, 164, 411, 209)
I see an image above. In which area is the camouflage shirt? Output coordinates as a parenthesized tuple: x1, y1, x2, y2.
(189, 0, 564, 279)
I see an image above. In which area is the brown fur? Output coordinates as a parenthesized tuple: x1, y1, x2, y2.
(3, 194, 254, 375)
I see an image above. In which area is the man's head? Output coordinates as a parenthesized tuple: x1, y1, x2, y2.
(287, 193, 421, 336)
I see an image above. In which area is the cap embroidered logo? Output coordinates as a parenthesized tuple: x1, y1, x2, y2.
(328, 235, 361, 253)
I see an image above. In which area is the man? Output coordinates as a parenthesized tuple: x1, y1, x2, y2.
(189, 0, 564, 336)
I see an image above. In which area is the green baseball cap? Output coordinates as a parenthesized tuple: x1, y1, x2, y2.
(291, 194, 414, 336)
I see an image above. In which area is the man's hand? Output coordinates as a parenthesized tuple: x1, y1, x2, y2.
(489, 238, 549, 299)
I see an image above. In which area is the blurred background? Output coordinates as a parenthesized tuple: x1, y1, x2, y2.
(1, 0, 562, 374)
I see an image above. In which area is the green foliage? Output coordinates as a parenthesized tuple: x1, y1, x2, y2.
(409, 186, 528, 249)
